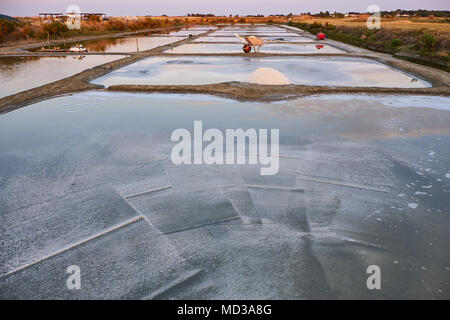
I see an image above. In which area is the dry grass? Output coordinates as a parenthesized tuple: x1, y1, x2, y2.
(289, 17, 449, 71)
(0, 15, 290, 45)
(292, 17, 450, 34)
(0, 16, 189, 43)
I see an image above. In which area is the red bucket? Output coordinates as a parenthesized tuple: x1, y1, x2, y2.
(316, 32, 325, 40)
(243, 44, 251, 53)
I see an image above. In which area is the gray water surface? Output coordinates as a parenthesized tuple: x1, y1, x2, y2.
(194, 36, 314, 43)
(0, 92, 449, 299)
(164, 42, 346, 54)
(0, 55, 126, 98)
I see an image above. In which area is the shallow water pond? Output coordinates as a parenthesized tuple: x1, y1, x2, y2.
(164, 30, 208, 36)
(194, 36, 314, 43)
(77, 36, 186, 53)
(0, 55, 126, 98)
(209, 31, 302, 37)
(186, 26, 218, 30)
(0, 92, 449, 299)
(91, 56, 430, 88)
(164, 42, 345, 54)
(220, 26, 289, 32)
(30, 35, 187, 53)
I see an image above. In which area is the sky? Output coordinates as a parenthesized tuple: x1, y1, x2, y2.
(1, 0, 449, 17)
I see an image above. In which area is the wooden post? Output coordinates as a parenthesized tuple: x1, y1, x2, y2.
(136, 32, 139, 52)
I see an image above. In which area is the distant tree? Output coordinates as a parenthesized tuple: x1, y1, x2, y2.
(42, 21, 68, 37)
(0, 19, 15, 40)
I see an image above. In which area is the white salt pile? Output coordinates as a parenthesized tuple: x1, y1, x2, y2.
(246, 67, 293, 85)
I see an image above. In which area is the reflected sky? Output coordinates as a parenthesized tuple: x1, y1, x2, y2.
(209, 31, 302, 37)
(0, 55, 125, 98)
(194, 36, 314, 43)
(91, 56, 431, 88)
(164, 42, 346, 54)
(30, 36, 187, 53)
(1, 92, 449, 299)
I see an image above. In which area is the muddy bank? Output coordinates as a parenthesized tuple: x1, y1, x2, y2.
(106, 82, 450, 102)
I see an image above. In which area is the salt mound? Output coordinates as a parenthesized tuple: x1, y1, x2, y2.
(247, 67, 293, 85)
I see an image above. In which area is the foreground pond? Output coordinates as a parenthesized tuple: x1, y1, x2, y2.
(0, 92, 449, 299)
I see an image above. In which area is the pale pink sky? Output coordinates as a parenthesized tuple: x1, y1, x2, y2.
(1, 0, 449, 17)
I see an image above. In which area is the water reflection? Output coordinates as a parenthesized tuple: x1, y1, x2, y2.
(31, 36, 186, 53)
(194, 36, 314, 43)
(0, 55, 125, 98)
(0, 92, 449, 299)
(91, 56, 430, 88)
(165, 43, 345, 54)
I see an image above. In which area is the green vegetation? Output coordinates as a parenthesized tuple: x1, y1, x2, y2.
(0, 19, 16, 38)
(421, 33, 438, 50)
(390, 39, 403, 47)
(287, 21, 449, 72)
(42, 21, 69, 37)
(304, 9, 450, 18)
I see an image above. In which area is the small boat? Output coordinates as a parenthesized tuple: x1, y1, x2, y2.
(69, 44, 87, 53)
